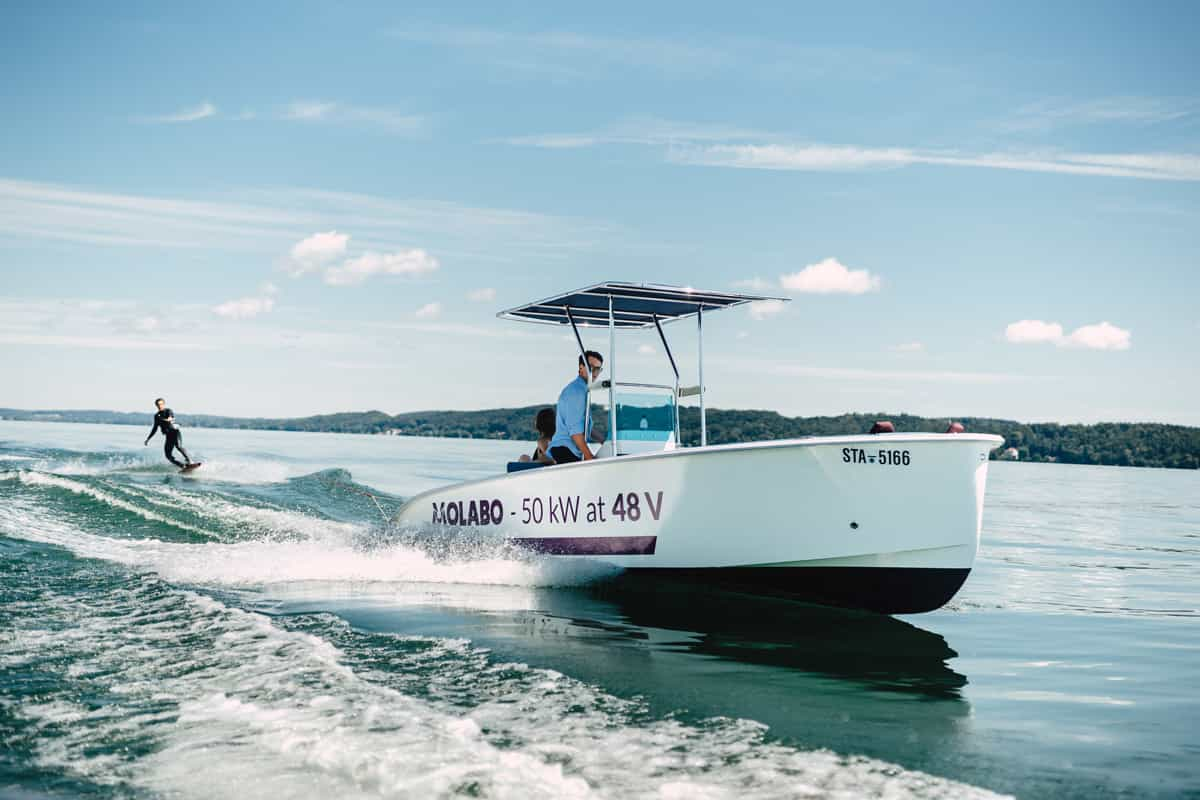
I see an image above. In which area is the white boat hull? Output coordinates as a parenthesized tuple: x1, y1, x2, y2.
(392, 433, 1003, 613)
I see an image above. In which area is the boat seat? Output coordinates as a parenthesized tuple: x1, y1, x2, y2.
(506, 461, 551, 473)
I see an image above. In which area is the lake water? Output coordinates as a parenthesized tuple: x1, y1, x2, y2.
(1, 420, 1197, 799)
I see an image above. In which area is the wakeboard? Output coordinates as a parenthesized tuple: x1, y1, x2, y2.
(179, 462, 203, 473)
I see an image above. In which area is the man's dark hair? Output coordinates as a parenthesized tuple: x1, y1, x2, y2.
(535, 408, 556, 438)
(155, 397, 165, 404)
(577, 350, 603, 367)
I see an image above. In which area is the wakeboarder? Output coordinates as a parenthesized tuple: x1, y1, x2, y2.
(144, 397, 199, 471)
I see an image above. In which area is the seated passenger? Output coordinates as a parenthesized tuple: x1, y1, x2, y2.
(518, 408, 556, 464)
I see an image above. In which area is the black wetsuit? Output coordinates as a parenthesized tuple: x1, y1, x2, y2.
(146, 408, 191, 467)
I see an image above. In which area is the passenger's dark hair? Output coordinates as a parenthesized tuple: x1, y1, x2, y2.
(155, 397, 165, 404)
(577, 350, 603, 367)
(535, 408, 556, 438)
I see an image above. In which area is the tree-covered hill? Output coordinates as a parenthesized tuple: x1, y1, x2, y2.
(2, 406, 1196, 469)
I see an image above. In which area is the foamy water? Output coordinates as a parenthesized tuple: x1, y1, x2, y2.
(6, 577, 996, 800)
(0, 494, 616, 590)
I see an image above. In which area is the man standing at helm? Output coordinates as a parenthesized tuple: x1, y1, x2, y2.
(548, 350, 603, 464)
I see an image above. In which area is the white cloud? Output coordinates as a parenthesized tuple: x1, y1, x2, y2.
(780, 258, 881, 294)
(637, 343, 656, 355)
(144, 102, 216, 123)
(1063, 321, 1132, 351)
(507, 117, 1200, 181)
(0, 297, 134, 330)
(282, 101, 425, 134)
(285, 231, 440, 287)
(0, 298, 210, 351)
(284, 101, 337, 121)
(748, 299, 787, 320)
(1004, 319, 1131, 350)
(0, 178, 605, 261)
(286, 231, 349, 277)
(1005, 319, 1064, 344)
(0, 296, 401, 356)
(140, 99, 425, 130)
(323, 249, 439, 286)
(504, 134, 602, 149)
(1007, 97, 1198, 131)
(890, 342, 924, 352)
(502, 117, 776, 149)
(468, 287, 496, 302)
(689, 144, 914, 171)
(676, 143, 1200, 182)
(0, 178, 320, 250)
(212, 295, 275, 320)
(414, 302, 442, 319)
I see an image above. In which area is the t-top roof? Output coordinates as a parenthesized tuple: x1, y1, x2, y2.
(497, 281, 788, 329)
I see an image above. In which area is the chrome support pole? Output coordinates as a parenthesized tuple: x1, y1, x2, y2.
(565, 307, 588, 363)
(653, 314, 680, 380)
(653, 313, 681, 446)
(608, 296, 617, 455)
(697, 306, 706, 447)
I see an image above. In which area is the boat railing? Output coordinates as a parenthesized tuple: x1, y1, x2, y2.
(603, 380, 673, 391)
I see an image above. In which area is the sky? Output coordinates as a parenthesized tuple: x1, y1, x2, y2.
(2, 1, 1198, 425)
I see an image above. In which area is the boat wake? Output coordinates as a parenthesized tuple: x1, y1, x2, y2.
(0, 472, 616, 591)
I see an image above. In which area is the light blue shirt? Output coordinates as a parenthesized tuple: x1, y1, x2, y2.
(548, 375, 590, 458)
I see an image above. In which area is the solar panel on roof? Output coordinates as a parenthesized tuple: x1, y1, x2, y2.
(497, 281, 787, 329)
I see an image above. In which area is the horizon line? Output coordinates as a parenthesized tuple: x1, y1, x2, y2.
(1, 406, 1194, 430)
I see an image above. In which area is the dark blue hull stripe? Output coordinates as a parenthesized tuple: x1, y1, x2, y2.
(508, 536, 657, 556)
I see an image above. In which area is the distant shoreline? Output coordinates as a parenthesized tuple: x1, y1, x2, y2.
(3, 407, 1197, 470)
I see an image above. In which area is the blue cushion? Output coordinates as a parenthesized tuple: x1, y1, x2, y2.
(507, 461, 550, 473)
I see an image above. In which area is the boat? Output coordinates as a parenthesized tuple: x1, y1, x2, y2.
(392, 282, 1004, 614)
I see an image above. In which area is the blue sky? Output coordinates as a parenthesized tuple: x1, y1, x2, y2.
(2, 1, 1198, 424)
